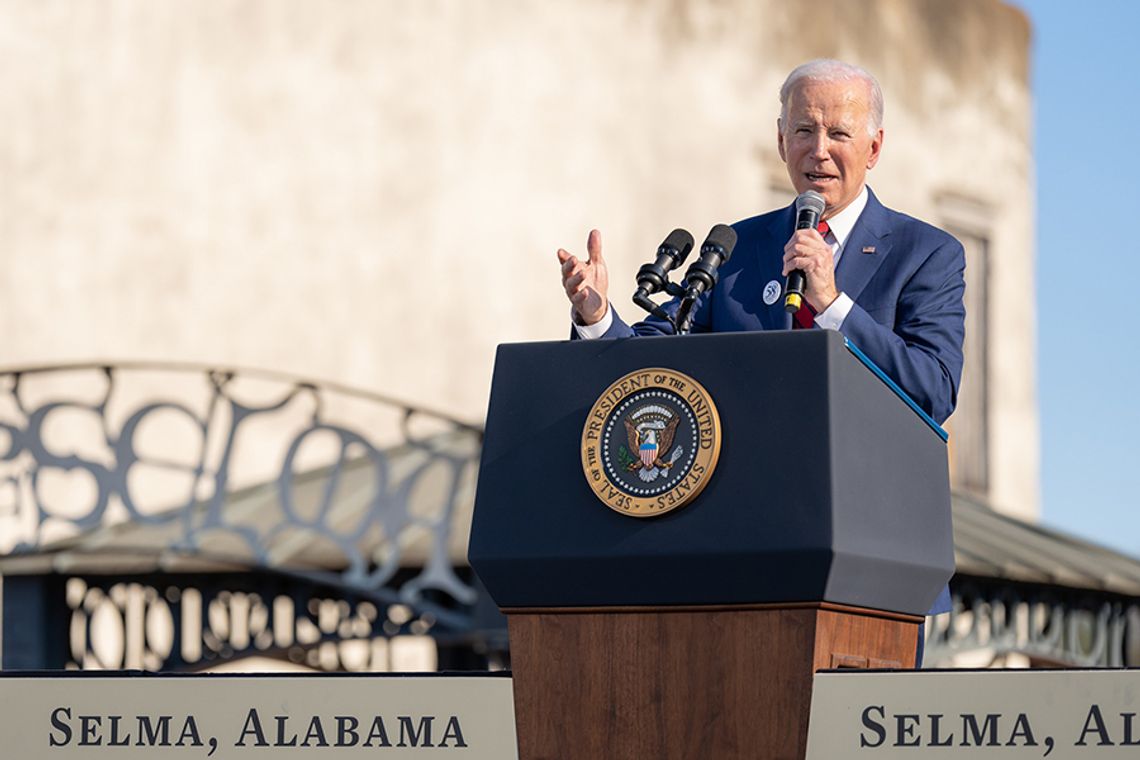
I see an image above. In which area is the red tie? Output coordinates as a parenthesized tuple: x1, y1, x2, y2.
(792, 221, 830, 329)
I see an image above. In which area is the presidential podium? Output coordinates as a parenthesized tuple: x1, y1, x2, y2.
(468, 330, 954, 760)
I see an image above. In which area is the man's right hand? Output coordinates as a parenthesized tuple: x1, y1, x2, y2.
(557, 229, 609, 326)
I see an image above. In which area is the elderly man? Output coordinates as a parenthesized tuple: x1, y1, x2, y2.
(557, 59, 966, 426)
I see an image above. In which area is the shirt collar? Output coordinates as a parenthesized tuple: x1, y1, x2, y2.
(822, 185, 868, 248)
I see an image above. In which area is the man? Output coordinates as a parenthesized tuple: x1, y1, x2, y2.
(556, 59, 966, 426)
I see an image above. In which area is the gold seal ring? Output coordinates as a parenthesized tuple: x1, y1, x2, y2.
(580, 367, 721, 517)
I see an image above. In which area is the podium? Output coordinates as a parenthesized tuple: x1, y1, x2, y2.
(468, 330, 954, 759)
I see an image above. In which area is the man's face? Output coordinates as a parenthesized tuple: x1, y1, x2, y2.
(777, 78, 883, 217)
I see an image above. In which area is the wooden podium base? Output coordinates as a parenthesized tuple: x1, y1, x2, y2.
(506, 603, 920, 760)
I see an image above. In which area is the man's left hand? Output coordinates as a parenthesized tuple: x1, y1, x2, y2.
(782, 228, 839, 312)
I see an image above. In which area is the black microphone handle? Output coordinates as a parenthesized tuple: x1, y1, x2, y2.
(785, 206, 821, 313)
(785, 270, 807, 313)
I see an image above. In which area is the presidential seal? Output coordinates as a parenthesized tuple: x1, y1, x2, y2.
(580, 368, 721, 517)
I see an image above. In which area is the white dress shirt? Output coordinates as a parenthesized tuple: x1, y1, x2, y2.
(810, 184, 867, 330)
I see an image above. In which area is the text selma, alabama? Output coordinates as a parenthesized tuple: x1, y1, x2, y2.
(859, 704, 1140, 755)
(49, 708, 468, 753)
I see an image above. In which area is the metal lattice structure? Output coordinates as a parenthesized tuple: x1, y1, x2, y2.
(0, 363, 492, 671)
(926, 578, 1140, 668)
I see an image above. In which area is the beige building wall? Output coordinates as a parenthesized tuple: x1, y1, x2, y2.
(0, 0, 1036, 517)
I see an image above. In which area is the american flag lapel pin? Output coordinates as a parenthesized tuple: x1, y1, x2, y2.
(861, 245, 876, 254)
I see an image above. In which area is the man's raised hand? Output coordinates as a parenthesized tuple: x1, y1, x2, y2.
(557, 229, 610, 326)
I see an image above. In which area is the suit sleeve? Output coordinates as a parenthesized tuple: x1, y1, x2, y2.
(569, 289, 715, 340)
(839, 238, 966, 425)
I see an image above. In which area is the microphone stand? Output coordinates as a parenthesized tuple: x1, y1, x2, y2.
(632, 281, 687, 335)
(675, 294, 699, 335)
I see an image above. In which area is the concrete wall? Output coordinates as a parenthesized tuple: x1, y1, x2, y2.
(0, 0, 1037, 517)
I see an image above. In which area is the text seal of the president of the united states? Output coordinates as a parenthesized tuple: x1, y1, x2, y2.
(580, 368, 721, 517)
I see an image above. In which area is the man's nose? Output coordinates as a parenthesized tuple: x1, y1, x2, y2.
(810, 133, 830, 160)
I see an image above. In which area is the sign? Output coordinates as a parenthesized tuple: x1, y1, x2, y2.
(0, 674, 518, 759)
(580, 367, 721, 517)
(807, 670, 1140, 758)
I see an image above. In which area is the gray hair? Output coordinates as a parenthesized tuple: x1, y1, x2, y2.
(778, 59, 884, 137)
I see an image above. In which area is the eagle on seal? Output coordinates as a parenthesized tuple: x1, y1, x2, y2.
(624, 415, 680, 472)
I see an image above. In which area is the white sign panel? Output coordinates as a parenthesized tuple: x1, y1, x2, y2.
(0, 674, 518, 759)
(807, 670, 1140, 758)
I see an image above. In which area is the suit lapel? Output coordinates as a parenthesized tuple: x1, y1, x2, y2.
(762, 205, 795, 330)
(835, 188, 892, 303)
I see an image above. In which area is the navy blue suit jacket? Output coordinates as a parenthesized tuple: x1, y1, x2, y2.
(581, 188, 963, 616)
(593, 188, 966, 426)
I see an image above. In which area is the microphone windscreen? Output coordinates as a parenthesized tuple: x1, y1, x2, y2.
(704, 224, 738, 261)
(795, 190, 826, 217)
(662, 228, 695, 255)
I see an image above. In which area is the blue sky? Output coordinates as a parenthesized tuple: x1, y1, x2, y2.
(1009, 0, 1140, 555)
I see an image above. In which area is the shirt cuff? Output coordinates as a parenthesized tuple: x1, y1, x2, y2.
(572, 304, 613, 339)
(814, 292, 854, 331)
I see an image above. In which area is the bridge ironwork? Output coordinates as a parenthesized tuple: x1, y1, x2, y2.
(0, 363, 488, 671)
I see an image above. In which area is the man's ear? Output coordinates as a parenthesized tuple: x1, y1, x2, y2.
(777, 121, 787, 162)
(866, 128, 884, 169)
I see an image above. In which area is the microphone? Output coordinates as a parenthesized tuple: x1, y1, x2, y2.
(632, 229, 694, 325)
(785, 190, 827, 313)
(675, 224, 737, 334)
(635, 229, 694, 299)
